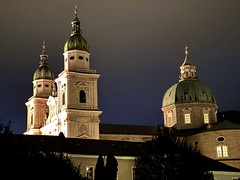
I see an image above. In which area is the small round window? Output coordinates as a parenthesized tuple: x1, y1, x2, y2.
(79, 56, 83, 60)
(217, 136, 225, 142)
(70, 56, 75, 60)
(86, 58, 89, 62)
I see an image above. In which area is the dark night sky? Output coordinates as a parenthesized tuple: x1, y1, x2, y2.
(1, 0, 240, 134)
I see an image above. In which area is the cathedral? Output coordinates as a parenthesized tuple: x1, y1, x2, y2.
(22, 6, 240, 179)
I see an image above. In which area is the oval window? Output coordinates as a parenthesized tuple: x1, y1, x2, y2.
(70, 56, 74, 60)
(217, 136, 225, 142)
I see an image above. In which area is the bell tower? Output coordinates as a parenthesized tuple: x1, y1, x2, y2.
(25, 42, 55, 135)
(53, 6, 102, 139)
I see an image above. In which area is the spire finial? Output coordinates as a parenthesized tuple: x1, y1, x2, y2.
(74, 5, 77, 15)
(185, 46, 188, 56)
(42, 41, 46, 52)
(39, 41, 48, 66)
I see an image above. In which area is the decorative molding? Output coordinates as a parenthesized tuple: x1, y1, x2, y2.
(76, 81, 89, 86)
(78, 123, 89, 136)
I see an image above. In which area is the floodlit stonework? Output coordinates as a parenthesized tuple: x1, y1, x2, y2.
(22, 6, 240, 179)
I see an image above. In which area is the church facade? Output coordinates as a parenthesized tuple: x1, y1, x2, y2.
(23, 6, 240, 179)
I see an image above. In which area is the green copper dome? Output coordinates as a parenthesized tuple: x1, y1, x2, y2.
(162, 47, 216, 107)
(33, 42, 54, 81)
(64, 7, 89, 52)
(64, 34, 89, 52)
(162, 79, 216, 107)
(33, 66, 54, 81)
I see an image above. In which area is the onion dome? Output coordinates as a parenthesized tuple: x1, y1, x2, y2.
(64, 6, 89, 52)
(162, 47, 216, 107)
(33, 41, 55, 81)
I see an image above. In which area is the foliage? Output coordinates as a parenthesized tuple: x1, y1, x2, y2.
(135, 125, 214, 180)
(0, 121, 85, 179)
(0, 119, 12, 134)
(95, 154, 105, 180)
(94, 150, 118, 180)
(105, 150, 118, 180)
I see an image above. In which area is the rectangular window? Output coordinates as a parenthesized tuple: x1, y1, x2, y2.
(184, 113, 191, 124)
(222, 145, 228, 157)
(167, 111, 173, 126)
(216, 146, 222, 157)
(204, 113, 209, 123)
(216, 145, 228, 158)
(86, 166, 94, 180)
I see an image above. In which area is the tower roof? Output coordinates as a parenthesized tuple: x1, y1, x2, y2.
(33, 41, 54, 81)
(64, 6, 89, 52)
(162, 47, 216, 107)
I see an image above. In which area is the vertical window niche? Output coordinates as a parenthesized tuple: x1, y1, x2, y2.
(30, 114, 33, 125)
(80, 90, 86, 103)
(166, 110, 173, 127)
(62, 92, 65, 105)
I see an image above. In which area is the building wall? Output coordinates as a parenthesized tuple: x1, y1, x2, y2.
(100, 134, 154, 142)
(185, 129, 240, 169)
(70, 154, 135, 180)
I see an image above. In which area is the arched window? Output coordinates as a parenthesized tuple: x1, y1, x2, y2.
(80, 90, 86, 103)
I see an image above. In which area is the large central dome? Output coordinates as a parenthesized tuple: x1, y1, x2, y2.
(162, 47, 216, 108)
(162, 79, 216, 107)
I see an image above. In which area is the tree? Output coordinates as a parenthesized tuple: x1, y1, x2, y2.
(94, 151, 118, 180)
(0, 119, 12, 134)
(94, 154, 105, 180)
(0, 121, 86, 179)
(135, 126, 214, 180)
(105, 150, 118, 180)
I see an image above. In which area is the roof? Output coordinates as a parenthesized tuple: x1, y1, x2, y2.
(204, 120, 240, 131)
(2, 134, 145, 157)
(162, 79, 216, 107)
(1, 134, 239, 172)
(100, 123, 158, 135)
(175, 120, 240, 136)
